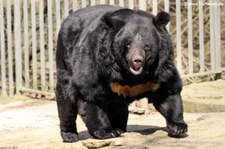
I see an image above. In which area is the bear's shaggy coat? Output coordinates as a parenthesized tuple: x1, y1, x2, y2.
(56, 5, 187, 142)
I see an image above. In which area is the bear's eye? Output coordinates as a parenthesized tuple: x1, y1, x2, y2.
(144, 44, 151, 51)
(126, 42, 132, 49)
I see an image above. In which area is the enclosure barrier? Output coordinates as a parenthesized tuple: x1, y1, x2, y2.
(0, 0, 224, 97)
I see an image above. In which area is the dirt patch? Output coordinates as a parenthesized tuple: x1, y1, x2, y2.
(0, 100, 48, 112)
(0, 95, 31, 105)
(0, 80, 225, 148)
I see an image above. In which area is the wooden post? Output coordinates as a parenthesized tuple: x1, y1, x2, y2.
(152, 0, 157, 15)
(214, 0, 221, 79)
(176, 0, 182, 72)
(0, 0, 7, 96)
(14, 0, 22, 94)
(48, 0, 54, 93)
(100, 0, 105, 4)
(129, 0, 134, 9)
(91, 0, 96, 6)
(31, 0, 37, 89)
(210, 0, 215, 70)
(82, 0, 86, 8)
(139, 0, 146, 10)
(188, 0, 193, 74)
(7, 0, 14, 96)
(73, 0, 78, 10)
(109, 0, 115, 5)
(24, 0, 30, 89)
(164, 0, 170, 32)
(39, 0, 46, 91)
(199, 0, 205, 73)
(119, 0, 124, 7)
(64, 0, 69, 18)
(56, 0, 61, 33)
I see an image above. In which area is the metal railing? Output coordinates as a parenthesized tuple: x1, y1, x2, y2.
(0, 0, 224, 97)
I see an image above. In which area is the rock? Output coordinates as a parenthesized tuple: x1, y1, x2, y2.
(81, 140, 115, 148)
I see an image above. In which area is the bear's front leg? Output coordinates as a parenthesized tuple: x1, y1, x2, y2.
(152, 84, 188, 137)
(78, 100, 124, 139)
(153, 93, 188, 136)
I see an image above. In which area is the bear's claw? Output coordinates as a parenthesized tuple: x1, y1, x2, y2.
(92, 128, 124, 139)
(61, 131, 79, 142)
(167, 122, 188, 138)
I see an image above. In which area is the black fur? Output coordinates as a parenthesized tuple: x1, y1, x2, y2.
(56, 5, 187, 142)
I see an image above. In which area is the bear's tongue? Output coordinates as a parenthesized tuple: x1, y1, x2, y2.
(130, 65, 143, 75)
(134, 67, 140, 71)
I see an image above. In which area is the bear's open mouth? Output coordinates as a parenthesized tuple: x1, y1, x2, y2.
(130, 65, 143, 75)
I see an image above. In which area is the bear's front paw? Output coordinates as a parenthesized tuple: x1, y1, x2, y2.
(61, 131, 79, 142)
(167, 122, 188, 137)
(92, 128, 124, 139)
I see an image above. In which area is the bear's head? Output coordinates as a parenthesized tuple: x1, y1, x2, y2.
(103, 10, 172, 81)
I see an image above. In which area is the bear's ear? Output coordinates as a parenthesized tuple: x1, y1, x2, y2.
(154, 11, 170, 27)
(103, 13, 125, 29)
(102, 10, 131, 30)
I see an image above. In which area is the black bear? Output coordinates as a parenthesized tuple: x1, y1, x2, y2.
(56, 5, 187, 142)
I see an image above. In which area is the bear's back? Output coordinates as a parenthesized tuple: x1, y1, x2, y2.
(66, 5, 121, 30)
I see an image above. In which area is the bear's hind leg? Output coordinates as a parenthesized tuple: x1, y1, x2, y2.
(57, 100, 78, 142)
(56, 82, 78, 142)
(78, 100, 123, 139)
(108, 101, 129, 132)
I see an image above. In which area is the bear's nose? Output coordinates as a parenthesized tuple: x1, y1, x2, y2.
(132, 56, 143, 67)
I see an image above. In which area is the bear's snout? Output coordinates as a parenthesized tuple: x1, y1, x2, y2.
(132, 55, 143, 68)
(129, 51, 145, 75)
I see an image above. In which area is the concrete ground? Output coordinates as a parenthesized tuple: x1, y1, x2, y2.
(0, 80, 225, 149)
